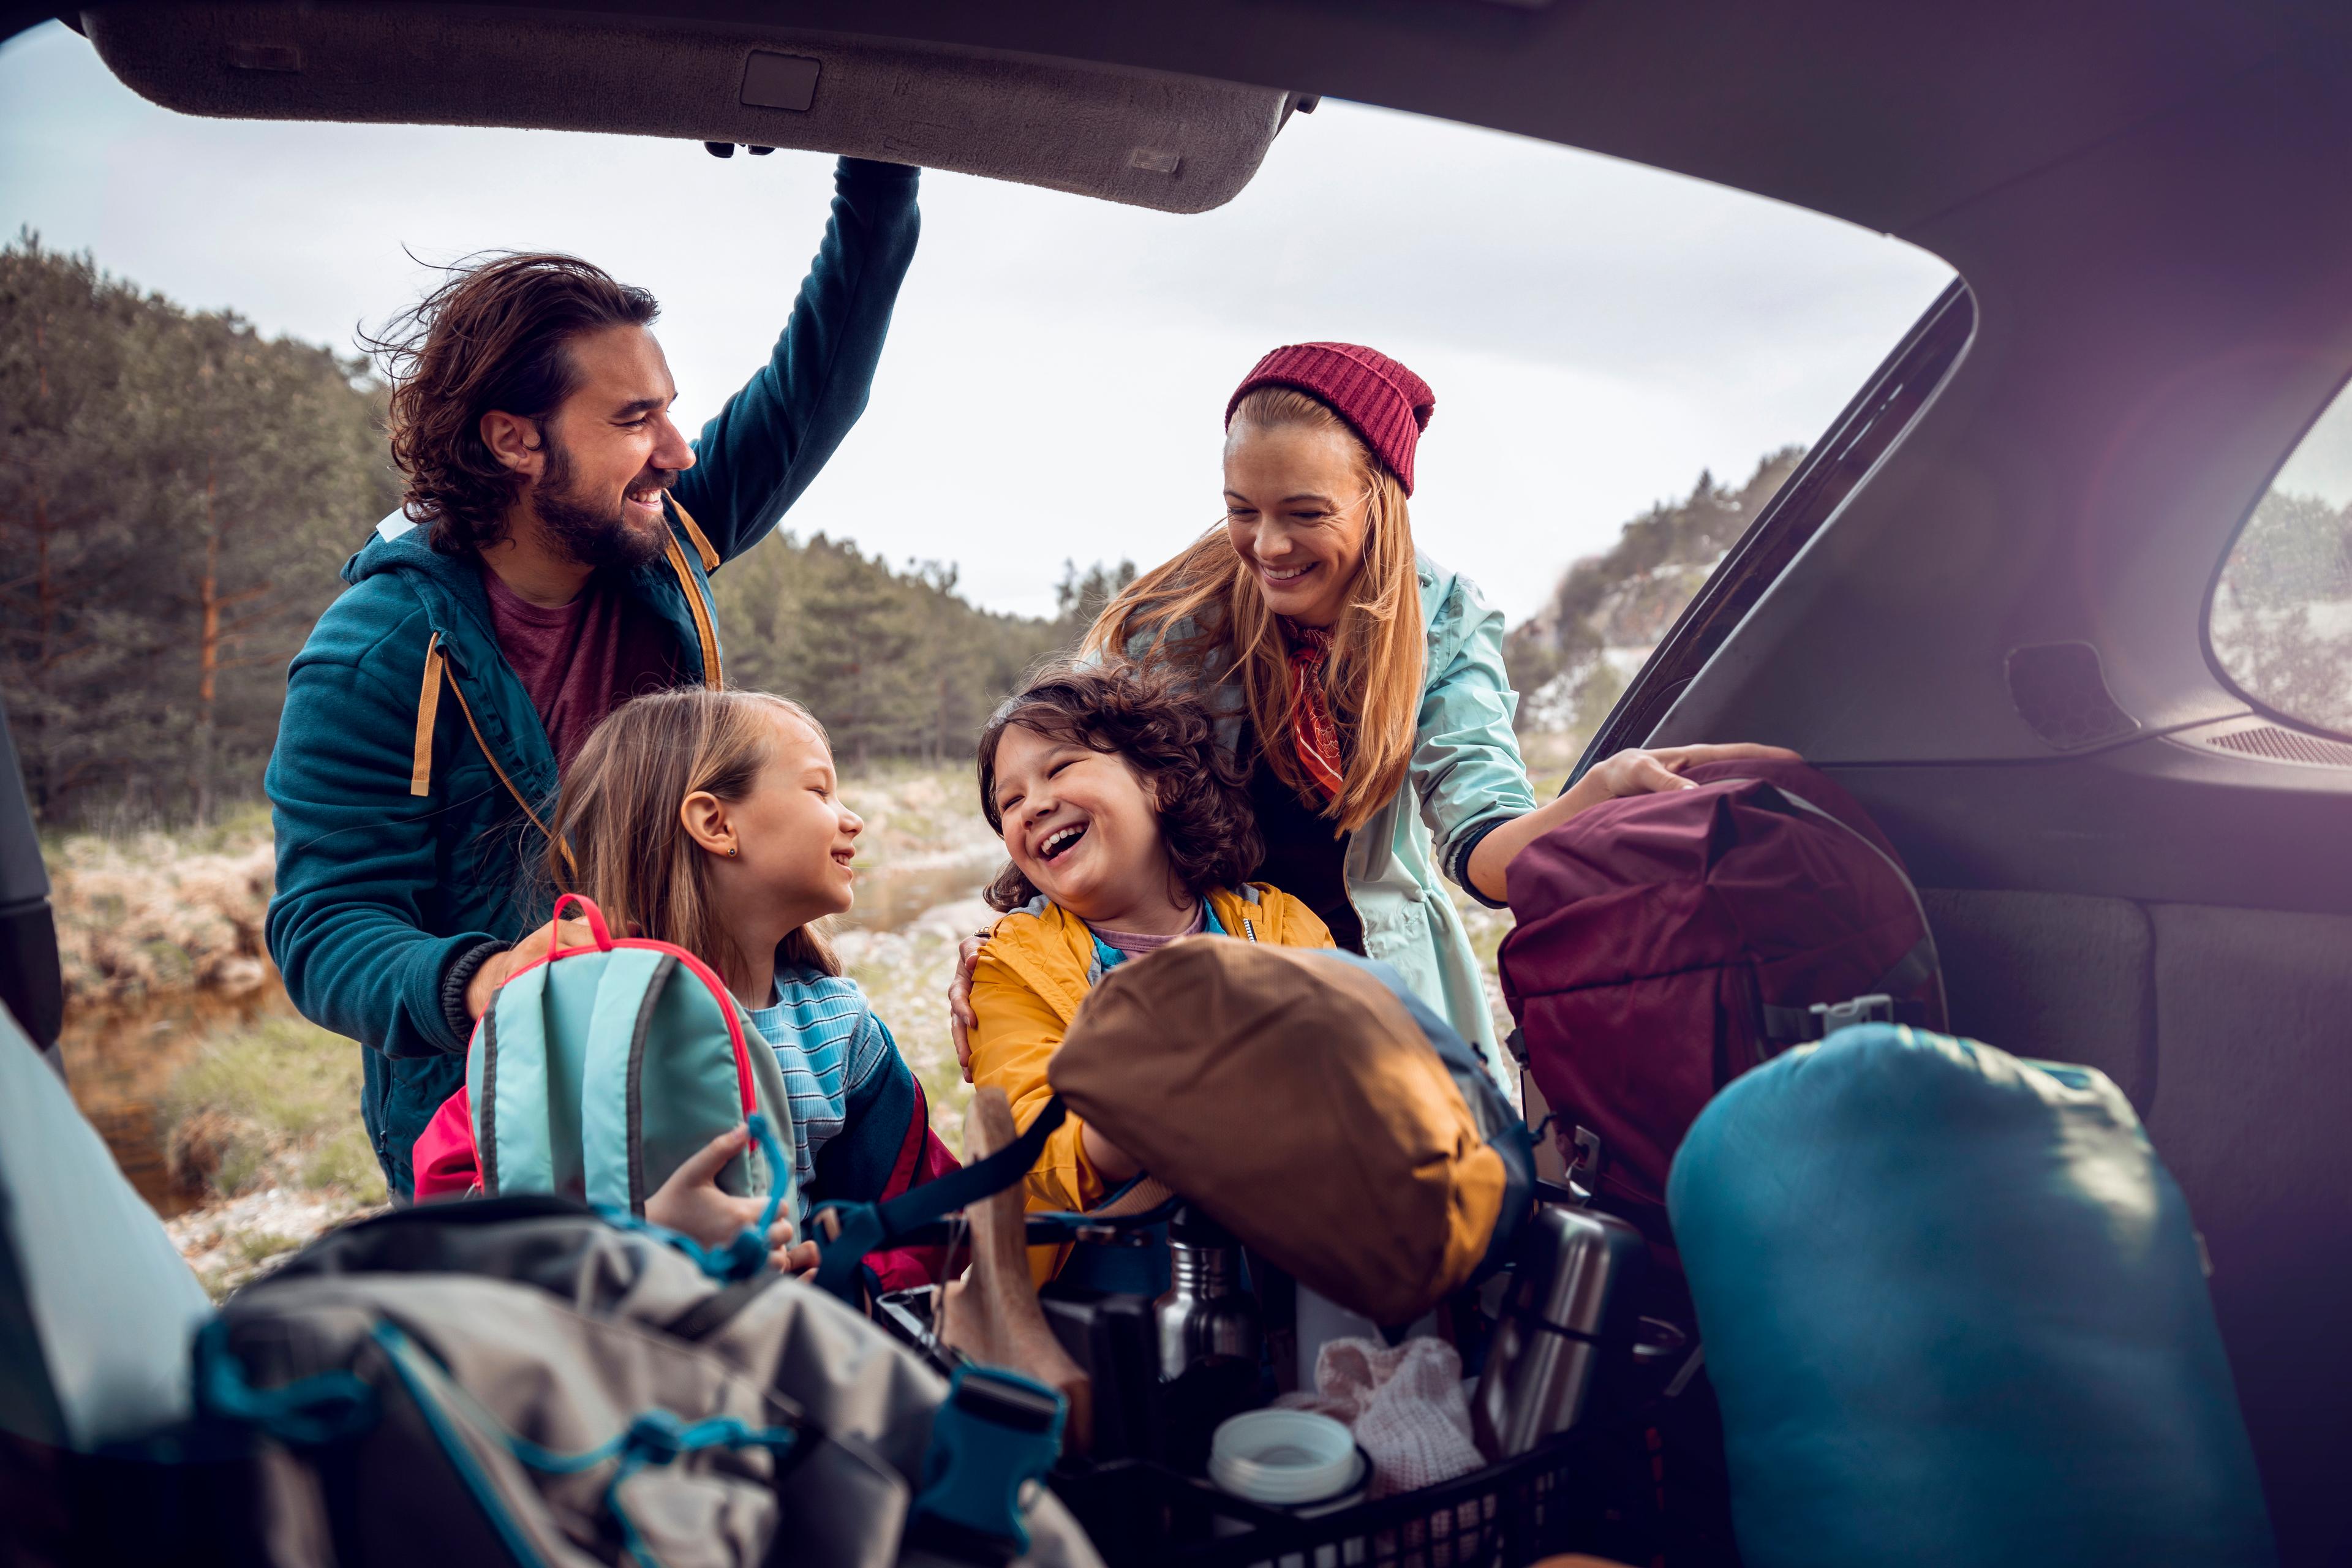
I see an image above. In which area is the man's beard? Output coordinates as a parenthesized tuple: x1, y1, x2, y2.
(530, 437, 674, 572)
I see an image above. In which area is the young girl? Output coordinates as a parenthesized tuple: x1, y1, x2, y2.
(967, 664, 1335, 1284)
(413, 688, 952, 1280)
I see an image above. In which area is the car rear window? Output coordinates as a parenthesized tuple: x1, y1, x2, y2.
(2208, 382, 2352, 737)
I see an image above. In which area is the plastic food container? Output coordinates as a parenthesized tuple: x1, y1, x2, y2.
(1207, 1410, 1366, 1509)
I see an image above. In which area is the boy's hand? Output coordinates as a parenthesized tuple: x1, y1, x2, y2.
(646, 1125, 801, 1270)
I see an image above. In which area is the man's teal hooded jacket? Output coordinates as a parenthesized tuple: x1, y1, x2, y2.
(265, 157, 919, 1195)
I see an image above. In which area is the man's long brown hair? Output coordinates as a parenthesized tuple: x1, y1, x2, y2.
(362, 252, 659, 556)
(1085, 386, 1425, 834)
(548, 688, 839, 986)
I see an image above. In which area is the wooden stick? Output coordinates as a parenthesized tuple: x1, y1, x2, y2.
(938, 1087, 1092, 1455)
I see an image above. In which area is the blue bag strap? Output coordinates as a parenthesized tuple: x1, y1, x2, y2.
(368, 1319, 801, 1568)
(578, 946, 676, 1214)
(807, 1096, 1069, 1302)
(194, 1317, 378, 1445)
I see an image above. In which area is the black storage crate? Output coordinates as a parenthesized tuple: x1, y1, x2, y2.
(1051, 1425, 1657, 1568)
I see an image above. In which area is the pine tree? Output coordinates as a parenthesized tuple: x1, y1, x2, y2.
(0, 233, 391, 825)
(787, 537, 927, 771)
(1, 235, 181, 819)
(149, 311, 387, 821)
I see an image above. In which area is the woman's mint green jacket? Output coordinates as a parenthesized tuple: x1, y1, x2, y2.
(1131, 555, 1536, 1090)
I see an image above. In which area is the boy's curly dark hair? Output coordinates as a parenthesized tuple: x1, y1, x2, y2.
(977, 663, 1261, 913)
(360, 252, 660, 556)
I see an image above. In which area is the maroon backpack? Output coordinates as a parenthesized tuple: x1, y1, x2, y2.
(1498, 759, 1945, 1233)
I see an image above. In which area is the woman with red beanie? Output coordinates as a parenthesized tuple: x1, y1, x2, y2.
(956, 342, 1789, 1087)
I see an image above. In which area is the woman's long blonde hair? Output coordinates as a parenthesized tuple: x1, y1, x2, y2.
(546, 687, 839, 982)
(1085, 386, 1424, 834)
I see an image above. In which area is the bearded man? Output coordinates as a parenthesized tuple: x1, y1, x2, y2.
(266, 157, 919, 1196)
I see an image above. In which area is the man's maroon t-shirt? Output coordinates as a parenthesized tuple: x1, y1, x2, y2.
(480, 565, 687, 769)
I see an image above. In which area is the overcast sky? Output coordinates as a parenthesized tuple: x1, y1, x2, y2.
(1, 21, 1952, 622)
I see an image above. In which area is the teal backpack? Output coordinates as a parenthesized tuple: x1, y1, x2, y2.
(459, 894, 798, 1226)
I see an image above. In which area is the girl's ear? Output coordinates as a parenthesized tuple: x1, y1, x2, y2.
(679, 790, 736, 859)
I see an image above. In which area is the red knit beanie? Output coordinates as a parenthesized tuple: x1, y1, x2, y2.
(1226, 342, 1437, 495)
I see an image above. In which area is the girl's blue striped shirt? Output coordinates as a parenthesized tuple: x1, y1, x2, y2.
(742, 966, 900, 1202)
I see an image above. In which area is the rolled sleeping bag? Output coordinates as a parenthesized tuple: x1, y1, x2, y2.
(1667, 1023, 2274, 1568)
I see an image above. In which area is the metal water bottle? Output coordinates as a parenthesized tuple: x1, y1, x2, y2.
(1152, 1206, 1262, 1471)
(1472, 1201, 1648, 1457)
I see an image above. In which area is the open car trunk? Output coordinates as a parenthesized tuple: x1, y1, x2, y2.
(18, 2, 2352, 1562)
(75, 3, 1309, 214)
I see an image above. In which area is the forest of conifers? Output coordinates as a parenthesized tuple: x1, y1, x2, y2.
(0, 235, 1131, 825)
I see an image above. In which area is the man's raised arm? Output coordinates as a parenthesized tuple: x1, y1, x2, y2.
(674, 156, 922, 565)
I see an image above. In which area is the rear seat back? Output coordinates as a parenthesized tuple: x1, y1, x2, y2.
(1921, 888, 2352, 1566)
(1919, 888, 2154, 1111)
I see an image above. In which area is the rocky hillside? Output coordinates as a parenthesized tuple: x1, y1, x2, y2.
(1505, 448, 1804, 767)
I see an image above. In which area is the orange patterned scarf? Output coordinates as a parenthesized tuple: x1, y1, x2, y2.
(1282, 620, 1348, 802)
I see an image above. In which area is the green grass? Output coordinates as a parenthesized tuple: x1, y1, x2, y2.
(40, 795, 276, 858)
(164, 1012, 387, 1206)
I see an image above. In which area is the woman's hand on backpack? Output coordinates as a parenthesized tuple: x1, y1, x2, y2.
(947, 932, 989, 1082)
(647, 1125, 802, 1270)
(1466, 744, 1805, 903)
(1569, 743, 1804, 813)
(466, 916, 598, 1020)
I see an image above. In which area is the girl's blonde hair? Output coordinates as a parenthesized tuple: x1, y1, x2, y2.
(548, 687, 840, 981)
(1085, 386, 1425, 834)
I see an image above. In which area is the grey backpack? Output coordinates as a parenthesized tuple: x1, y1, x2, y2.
(0, 1010, 1096, 1568)
(199, 1197, 1098, 1568)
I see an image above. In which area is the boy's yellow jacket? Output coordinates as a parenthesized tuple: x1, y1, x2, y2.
(968, 883, 1333, 1283)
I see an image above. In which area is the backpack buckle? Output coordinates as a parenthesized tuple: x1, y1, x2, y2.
(1562, 1125, 1606, 1205)
(808, 1202, 889, 1303)
(1809, 993, 1895, 1036)
(909, 1365, 1066, 1562)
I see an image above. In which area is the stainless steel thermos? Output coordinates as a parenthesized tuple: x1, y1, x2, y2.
(1155, 1205, 1263, 1376)
(1472, 1200, 1647, 1457)
(1153, 1205, 1264, 1471)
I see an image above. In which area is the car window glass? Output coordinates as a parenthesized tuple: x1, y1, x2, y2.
(2209, 383, 2352, 736)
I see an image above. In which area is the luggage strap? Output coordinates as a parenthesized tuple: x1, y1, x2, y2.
(908, 1365, 1066, 1563)
(807, 1096, 1072, 1303)
(1760, 937, 1942, 1045)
